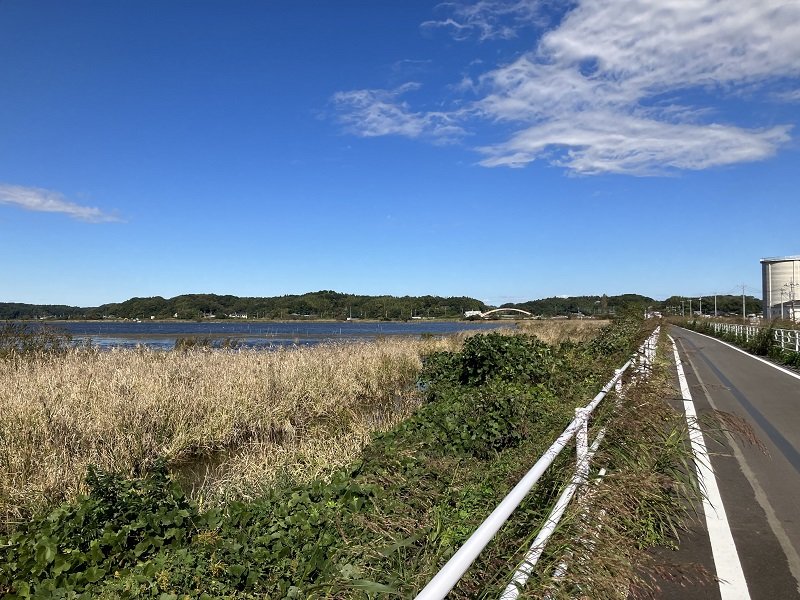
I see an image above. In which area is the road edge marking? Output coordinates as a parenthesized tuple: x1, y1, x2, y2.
(670, 334, 751, 600)
(675, 326, 800, 382)
(678, 336, 800, 595)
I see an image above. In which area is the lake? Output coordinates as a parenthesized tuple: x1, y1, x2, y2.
(50, 320, 512, 350)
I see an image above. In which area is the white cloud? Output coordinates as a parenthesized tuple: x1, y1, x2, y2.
(475, 0, 800, 172)
(335, 0, 800, 175)
(0, 184, 121, 223)
(478, 112, 791, 173)
(538, 1, 800, 92)
(332, 83, 465, 141)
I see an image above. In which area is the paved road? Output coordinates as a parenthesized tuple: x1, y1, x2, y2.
(656, 326, 800, 599)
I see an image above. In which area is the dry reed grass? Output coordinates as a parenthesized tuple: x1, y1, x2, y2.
(0, 336, 460, 525)
(0, 320, 607, 527)
(516, 319, 611, 344)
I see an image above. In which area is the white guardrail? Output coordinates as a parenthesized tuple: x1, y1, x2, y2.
(414, 326, 661, 600)
(710, 322, 800, 353)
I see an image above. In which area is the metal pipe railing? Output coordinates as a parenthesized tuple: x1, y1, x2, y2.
(501, 326, 659, 598)
(499, 425, 607, 599)
(414, 327, 660, 600)
(711, 321, 800, 352)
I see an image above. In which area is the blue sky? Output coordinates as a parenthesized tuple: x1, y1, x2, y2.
(1, 1, 798, 306)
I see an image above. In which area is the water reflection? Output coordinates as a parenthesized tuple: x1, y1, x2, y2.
(52, 320, 511, 350)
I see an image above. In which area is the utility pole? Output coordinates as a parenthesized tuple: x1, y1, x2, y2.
(699, 296, 702, 315)
(689, 298, 692, 316)
(788, 280, 798, 323)
(714, 294, 717, 318)
(741, 284, 747, 323)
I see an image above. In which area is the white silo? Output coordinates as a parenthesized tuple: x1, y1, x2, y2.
(761, 256, 800, 321)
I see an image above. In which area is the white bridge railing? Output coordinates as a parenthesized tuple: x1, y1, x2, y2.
(710, 322, 800, 353)
(414, 326, 661, 600)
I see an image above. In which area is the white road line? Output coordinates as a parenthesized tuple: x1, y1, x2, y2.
(670, 334, 751, 600)
(676, 326, 800, 382)
(679, 338, 800, 595)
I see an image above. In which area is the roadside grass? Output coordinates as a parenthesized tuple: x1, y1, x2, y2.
(415, 326, 707, 599)
(523, 329, 705, 598)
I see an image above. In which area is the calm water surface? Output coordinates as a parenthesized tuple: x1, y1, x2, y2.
(51, 320, 511, 350)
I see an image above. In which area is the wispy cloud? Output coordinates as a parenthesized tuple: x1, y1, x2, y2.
(332, 83, 465, 141)
(773, 89, 800, 103)
(335, 0, 800, 176)
(477, 112, 790, 174)
(0, 184, 121, 223)
(421, 0, 553, 41)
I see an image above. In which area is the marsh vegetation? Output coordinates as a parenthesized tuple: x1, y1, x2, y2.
(0, 333, 467, 526)
(0, 318, 697, 598)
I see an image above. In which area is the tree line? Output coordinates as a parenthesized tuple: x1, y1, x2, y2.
(0, 292, 488, 321)
(503, 294, 654, 317)
(0, 291, 763, 321)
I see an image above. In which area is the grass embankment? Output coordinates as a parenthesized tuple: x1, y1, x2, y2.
(0, 319, 694, 598)
(522, 327, 705, 598)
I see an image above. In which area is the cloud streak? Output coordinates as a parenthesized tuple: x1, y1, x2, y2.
(0, 184, 121, 223)
(334, 0, 800, 176)
(477, 112, 791, 174)
(332, 83, 465, 141)
(421, 0, 553, 41)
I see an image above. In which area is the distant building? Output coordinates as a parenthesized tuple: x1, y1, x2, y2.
(761, 255, 800, 321)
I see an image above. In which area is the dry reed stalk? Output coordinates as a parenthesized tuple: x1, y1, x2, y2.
(0, 336, 460, 524)
(516, 319, 610, 344)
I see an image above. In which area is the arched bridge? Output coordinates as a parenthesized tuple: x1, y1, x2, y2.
(466, 308, 533, 319)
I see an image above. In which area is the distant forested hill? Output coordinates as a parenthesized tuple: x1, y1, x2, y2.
(504, 294, 655, 317)
(0, 292, 487, 321)
(1, 291, 762, 321)
(87, 292, 488, 320)
(0, 303, 85, 320)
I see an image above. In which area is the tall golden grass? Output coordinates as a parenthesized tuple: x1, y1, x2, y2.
(0, 336, 459, 525)
(516, 318, 611, 344)
(0, 320, 607, 526)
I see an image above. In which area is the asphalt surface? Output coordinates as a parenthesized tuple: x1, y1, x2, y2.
(651, 326, 800, 599)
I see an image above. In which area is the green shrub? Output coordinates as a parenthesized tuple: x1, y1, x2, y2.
(0, 460, 199, 598)
(420, 332, 561, 390)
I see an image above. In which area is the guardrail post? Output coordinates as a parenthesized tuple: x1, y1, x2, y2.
(575, 408, 589, 484)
